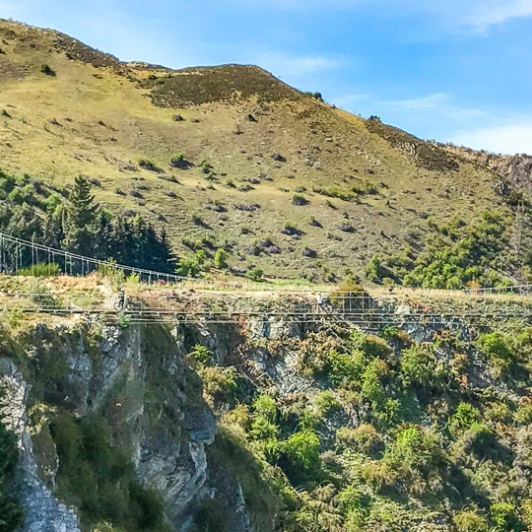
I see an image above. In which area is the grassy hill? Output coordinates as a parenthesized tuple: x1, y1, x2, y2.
(0, 19, 530, 285)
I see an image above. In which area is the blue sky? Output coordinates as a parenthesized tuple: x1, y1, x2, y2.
(2, 0, 532, 154)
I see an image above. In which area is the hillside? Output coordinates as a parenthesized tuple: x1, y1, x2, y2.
(0, 19, 531, 286)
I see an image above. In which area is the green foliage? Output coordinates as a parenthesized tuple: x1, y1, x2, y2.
(283, 429, 320, 473)
(176, 250, 209, 278)
(190, 344, 214, 366)
(169, 152, 191, 169)
(361, 359, 388, 410)
(17, 262, 61, 277)
(315, 391, 340, 415)
(364, 254, 387, 282)
(452, 508, 489, 532)
(0, 418, 24, 531)
(246, 266, 264, 282)
(476, 332, 515, 373)
(490, 502, 524, 531)
(213, 248, 229, 269)
(400, 344, 437, 386)
(448, 402, 481, 438)
(253, 395, 278, 424)
(200, 367, 240, 404)
(51, 411, 166, 530)
(384, 210, 512, 288)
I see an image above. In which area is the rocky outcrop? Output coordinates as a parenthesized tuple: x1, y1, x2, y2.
(0, 358, 80, 531)
(0, 322, 226, 531)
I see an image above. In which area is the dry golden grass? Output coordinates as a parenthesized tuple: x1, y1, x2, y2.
(0, 19, 508, 282)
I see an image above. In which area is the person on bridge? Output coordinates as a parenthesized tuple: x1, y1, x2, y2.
(117, 288, 126, 310)
(317, 293, 325, 313)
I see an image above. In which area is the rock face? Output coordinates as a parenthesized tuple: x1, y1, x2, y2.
(0, 322, 227, 532)
(0, 358, 80, 531)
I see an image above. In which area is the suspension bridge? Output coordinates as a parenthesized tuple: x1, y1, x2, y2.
(2, 231, 532, 329)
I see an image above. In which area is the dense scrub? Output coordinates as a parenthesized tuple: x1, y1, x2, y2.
(365, 209, 526, 289)
(196, 322, 532, 531)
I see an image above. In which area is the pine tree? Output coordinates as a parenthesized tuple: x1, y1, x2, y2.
(62, 176, 99, 255)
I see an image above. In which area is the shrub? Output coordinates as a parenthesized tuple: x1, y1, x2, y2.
(516, 403, 532, 424)
(452, 508, 489, 532)
(214, 248, 229, 269)
(200, 160, 214, 175)
(250, 416, 279, 440)
(253, 395, 278, 423)
(201, 366, 240, 404)
(176, 251, 209, 277)
(315, 391, 340, 415)
(337, 424, 382, 455)
(292, 194, 309, 206)
(283, 430, 320, 472)
(364, 254, 387, 282)
(448, 403, 481, 438)
(138, 159, 161, 172)
(351, 331, 391, 359)
(246, 267, 264, 282)
(189, 344, 213, 365)
(400, 344, 437, 386)
(361, 359, 388, 409)
(17, 262, 61, 277)
(170, 152, 191, 169)
(490, 502, 523, 531)
(476, 332, 514, 373)
(41, 63, 56, 76)
(326, 350, 365, 386)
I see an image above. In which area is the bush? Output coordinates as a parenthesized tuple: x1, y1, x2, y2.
(17, 262, 61, 277)
(452, 508, 489, 532)
(201, 366, 240, 404)
(292, 194, 309, 206)
(490, 502, 524, 531)
(400, 344, 437, 386)
(41, 63, 56, 76)
(361, 359, 388, 409)
(189, 344, 213, 365)
(138, 159, 161, 172)
(283, 430, 321, 473)
(246, 267, 264, 282)
(170, 152, 191, 169)
(214, 248, 229, 269)
(448, 403, 481, 438)
(315, 391, 340, 415)
(337, 424, 382, 455)
(253, 395, 278, 424)
(176, 251, 209, 277)
(476, 332, 514, 373)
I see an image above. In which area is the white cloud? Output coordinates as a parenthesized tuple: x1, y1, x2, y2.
(461, 0, 532, 31)
(251, 51, 345, 77)
(452, 123, 532, 155)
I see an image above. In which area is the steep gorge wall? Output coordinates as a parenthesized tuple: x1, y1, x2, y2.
(0, 319, 253, 531)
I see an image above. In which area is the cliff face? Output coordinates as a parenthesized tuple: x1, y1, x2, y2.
(0, 321, 231, 531)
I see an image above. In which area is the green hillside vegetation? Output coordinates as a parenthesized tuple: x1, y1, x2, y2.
(0, 168, 172, 272)
(1, 19, 530, 284)
(202, 325, 532, 531)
